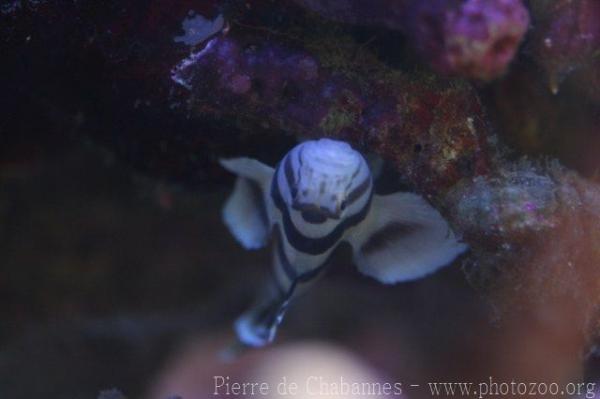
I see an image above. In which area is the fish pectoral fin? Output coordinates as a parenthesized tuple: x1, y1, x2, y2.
(223, 176, 271, 249)
(346, 192, 468, 284)
(220, 157, 274, 250)
(219, 157, 274, 187)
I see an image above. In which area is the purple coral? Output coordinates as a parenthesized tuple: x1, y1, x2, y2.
(413, 0, 530, 81)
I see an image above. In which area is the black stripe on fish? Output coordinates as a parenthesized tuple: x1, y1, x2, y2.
(301, 208, 328, 224)
(252, 240, 329, 332)
(275, 226, 298, 281)
(348, 162, 362, 186)
(271, 166, 373, 255)
(275, 225, 330, 284)
(249, 228, 341, 337)
(346, 177, 372, 208)
(254, 296, 287, 330)
(284, 152, 297, 199)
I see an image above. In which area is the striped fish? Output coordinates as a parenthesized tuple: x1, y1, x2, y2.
(220, 138, 467, 347)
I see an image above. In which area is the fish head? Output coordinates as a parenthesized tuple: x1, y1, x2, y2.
(290, 139, 369, 222)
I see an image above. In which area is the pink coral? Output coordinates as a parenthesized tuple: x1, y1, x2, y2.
(436, 0, 530, 81)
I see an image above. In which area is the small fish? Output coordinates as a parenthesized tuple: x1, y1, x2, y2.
(220, 138, 467, 347)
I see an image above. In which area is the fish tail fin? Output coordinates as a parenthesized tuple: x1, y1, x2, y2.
(234, 289, 290, 347)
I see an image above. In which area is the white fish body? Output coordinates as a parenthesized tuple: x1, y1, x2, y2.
(220, 138, 467, 347)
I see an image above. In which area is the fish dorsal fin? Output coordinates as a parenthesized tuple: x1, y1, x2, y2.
(220, 158, 274, 250)
(346, 192, 467, 284)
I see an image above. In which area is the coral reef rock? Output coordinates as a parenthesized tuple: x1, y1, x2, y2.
(293, 0, 530, 81)
(175, 33, 492, 194)
(528, 0, 600, 93)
